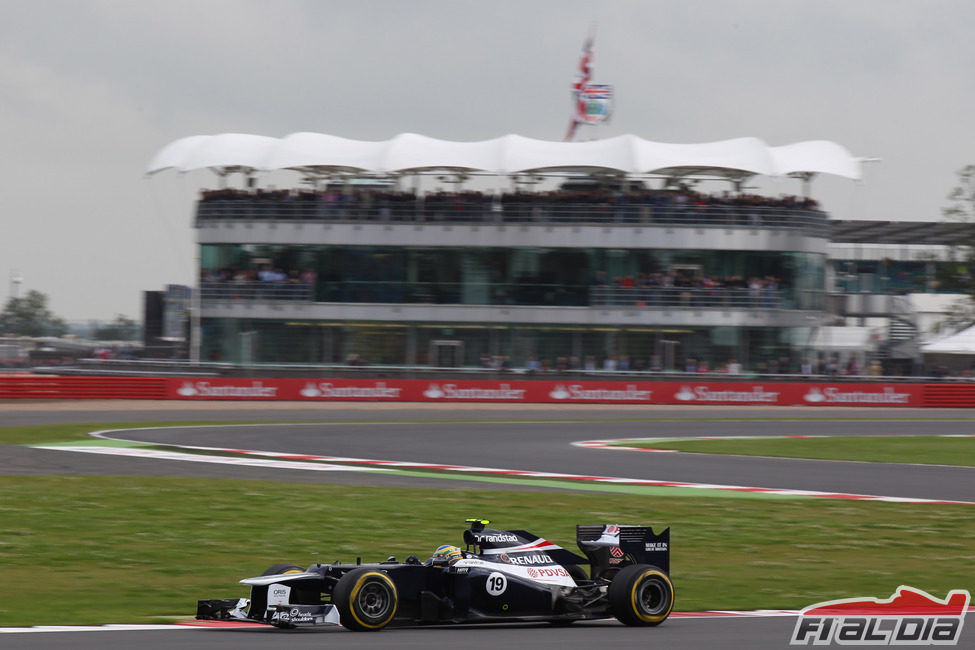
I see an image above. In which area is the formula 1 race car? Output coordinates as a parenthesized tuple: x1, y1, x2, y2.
(197, 519, 674, 631)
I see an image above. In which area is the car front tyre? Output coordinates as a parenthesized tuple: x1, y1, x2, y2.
(333, 568, 398, 631)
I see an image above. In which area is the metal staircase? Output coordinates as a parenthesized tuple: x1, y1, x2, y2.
(880, 294, 921, 368)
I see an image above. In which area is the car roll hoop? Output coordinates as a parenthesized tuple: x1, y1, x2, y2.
(463, 517, 491, 551)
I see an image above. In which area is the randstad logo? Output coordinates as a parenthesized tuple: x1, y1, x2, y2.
(791, 585, 970, 646)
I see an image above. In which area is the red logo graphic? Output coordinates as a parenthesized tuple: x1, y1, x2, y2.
(610, 546, 624, 558)
(803, 585, 969, 617)
(791, 585, 970, 645)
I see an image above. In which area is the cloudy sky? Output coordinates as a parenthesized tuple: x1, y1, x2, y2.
(1, 0, 973, 321)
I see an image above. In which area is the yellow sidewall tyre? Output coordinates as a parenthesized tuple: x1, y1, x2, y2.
(608, 564, 674, 626)
(333, 568, 398, 631)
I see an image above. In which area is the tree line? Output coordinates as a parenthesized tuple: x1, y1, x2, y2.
(0, 290, 138, 340)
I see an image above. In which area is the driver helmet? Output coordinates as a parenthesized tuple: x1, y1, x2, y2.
(432, 544, 463, 565)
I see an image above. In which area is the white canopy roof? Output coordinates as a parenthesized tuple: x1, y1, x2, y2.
(147, 132, 863, 181)
(806, 326, 875, 351)
(922, 325, 975, 355)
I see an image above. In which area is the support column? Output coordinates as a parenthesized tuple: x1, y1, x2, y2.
(405, 325, 417, 366)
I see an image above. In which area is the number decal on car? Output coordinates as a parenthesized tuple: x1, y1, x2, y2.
(486, 572, 507, 596)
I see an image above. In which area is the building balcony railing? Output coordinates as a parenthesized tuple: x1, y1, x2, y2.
(201, 280, 798, 310)
(201, 281, 313, 301)
(590, 285, 784, 309)
(195, 199, 829, 236)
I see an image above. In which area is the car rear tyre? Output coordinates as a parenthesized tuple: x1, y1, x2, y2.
(333, 568, 398, 631)
(261, 563, 305, 576)
(608, 564, 674, 626)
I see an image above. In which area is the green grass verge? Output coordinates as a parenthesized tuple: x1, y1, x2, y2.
(614, 436, 975, 465)
(1, 475, 973, 626)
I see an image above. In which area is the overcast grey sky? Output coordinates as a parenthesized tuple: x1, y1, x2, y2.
(1, 0, 973, 321)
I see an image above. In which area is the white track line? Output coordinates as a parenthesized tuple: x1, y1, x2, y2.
(32, 434, 975, 505)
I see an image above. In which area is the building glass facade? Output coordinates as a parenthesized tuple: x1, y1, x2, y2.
(201, 244, 825, 310)
(195, 190, 829, 373)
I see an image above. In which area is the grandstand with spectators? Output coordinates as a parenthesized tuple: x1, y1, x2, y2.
(149, 132, 871, 373)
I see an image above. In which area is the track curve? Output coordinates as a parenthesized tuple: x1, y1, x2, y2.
(22, 411, 975, 503)
(4, 403, 974, 650)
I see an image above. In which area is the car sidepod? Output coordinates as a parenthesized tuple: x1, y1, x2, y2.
(450, 560, 564, 620)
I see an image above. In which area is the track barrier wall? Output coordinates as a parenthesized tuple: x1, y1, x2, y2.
(0, 376, 169, 400)
(3, 375, 975, 407)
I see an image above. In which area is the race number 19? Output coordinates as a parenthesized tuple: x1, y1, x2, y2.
(486, 572, 507, 596)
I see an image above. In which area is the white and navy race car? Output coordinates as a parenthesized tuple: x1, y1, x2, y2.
(197, 519, 674, 631)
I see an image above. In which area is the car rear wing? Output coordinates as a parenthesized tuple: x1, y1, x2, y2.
(576, 524, 670, 578)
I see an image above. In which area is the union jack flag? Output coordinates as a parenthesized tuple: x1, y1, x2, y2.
(565, 32, 594, 141)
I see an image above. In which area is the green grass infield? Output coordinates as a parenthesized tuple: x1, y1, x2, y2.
(610, 435, 975, 466)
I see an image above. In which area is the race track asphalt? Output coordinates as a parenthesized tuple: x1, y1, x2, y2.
(2, 402, 973, 650)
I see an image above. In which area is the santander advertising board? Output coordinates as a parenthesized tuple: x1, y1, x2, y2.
(164, 378, 922, 406)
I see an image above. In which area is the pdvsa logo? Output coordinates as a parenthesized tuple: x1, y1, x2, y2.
(790, 585, 970, 645)
(526, 566, 570, 578)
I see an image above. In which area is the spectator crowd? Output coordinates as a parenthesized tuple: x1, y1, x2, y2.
(196, 185, 825, 230)
(592, 271, 783, 308)
(200, 265, 316, 301)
